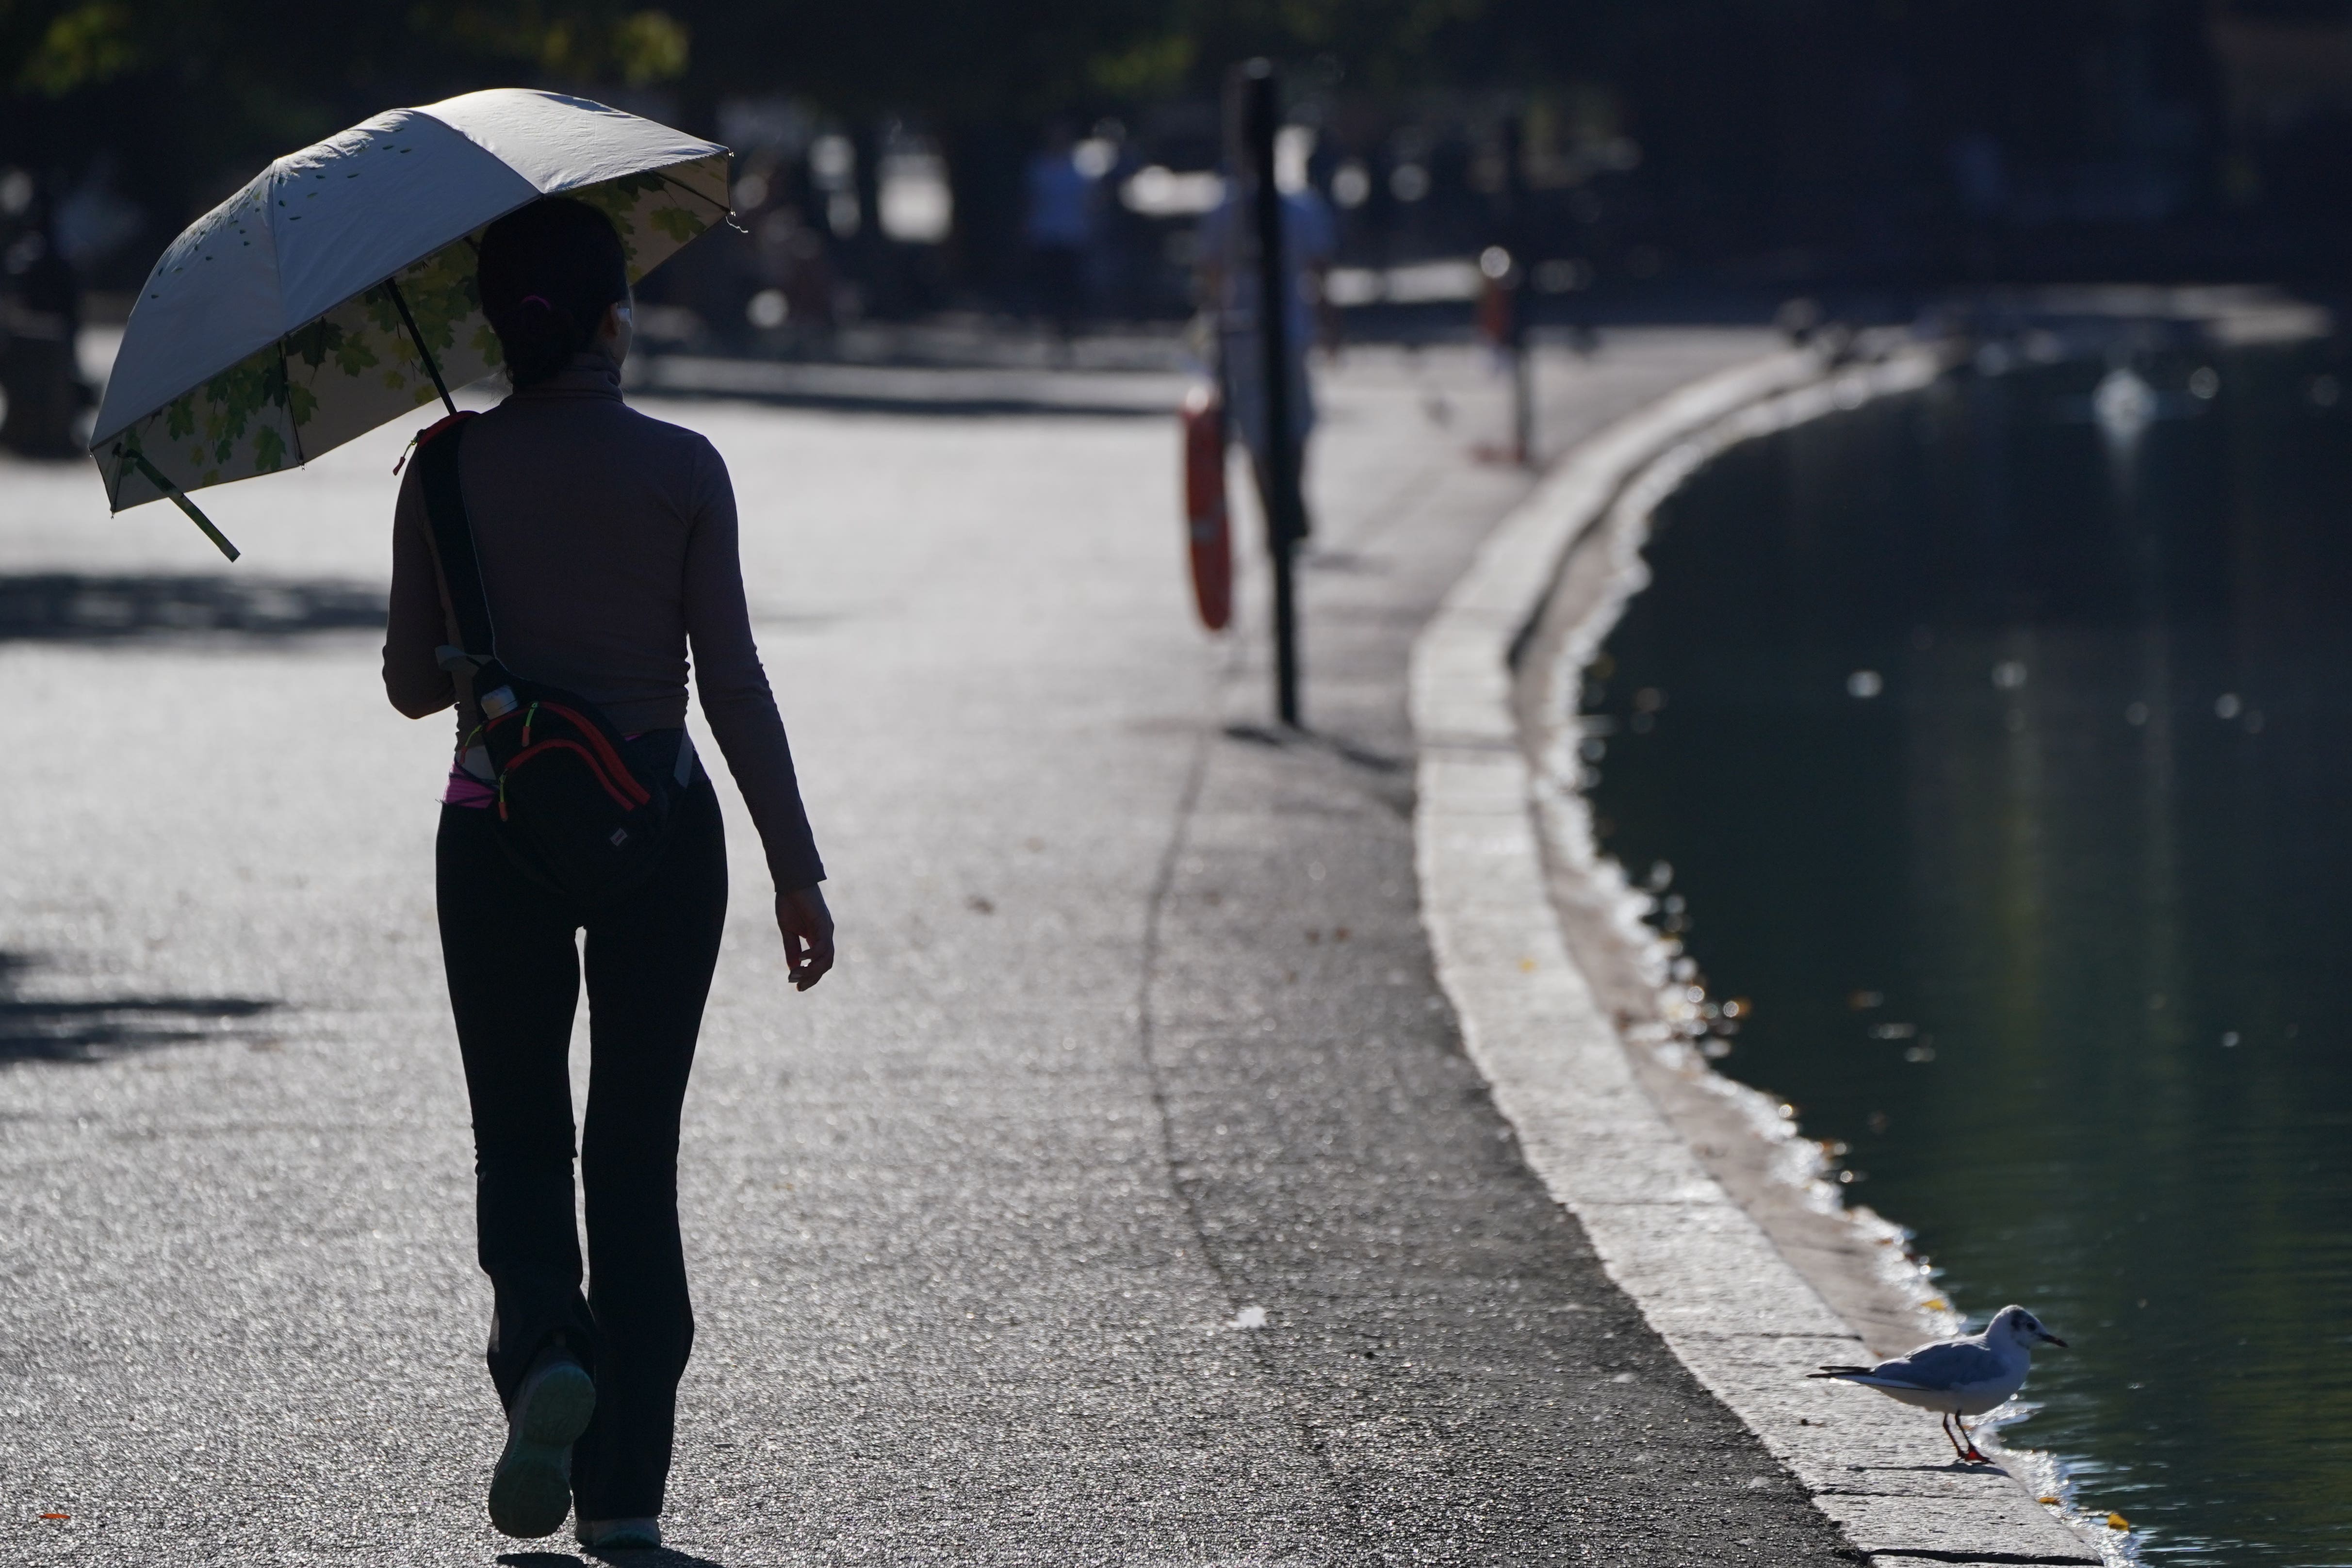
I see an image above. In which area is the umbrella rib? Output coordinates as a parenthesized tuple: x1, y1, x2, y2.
(656, 170, 730, 213)
(278, 338, 307, 468)
(656, 170, 746, 232)
(380, 276, 459, 418)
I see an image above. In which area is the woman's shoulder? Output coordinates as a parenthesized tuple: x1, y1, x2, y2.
(480, 393, 724, 471)
(616, 402, 722, 457)
(621, 407, 731, 500)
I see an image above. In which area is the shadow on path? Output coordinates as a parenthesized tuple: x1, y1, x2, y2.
(1221, 721, 1405, 774)
(0, 573, 384, 641)
(0, 951, 278, 1064)
(498, 1550, 724, 1568)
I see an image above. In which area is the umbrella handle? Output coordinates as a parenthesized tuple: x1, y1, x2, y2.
(382, 276, 459, 418)
(116, 448, 241, 561)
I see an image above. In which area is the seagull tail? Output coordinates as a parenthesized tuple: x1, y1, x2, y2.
(1805, 1366, 1870, 1379)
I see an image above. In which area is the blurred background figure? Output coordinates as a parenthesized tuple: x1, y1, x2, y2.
(750, 195, 838, 350)
(1195, 153, 1334, 534)
(0, 172, 92, 458)
(22, 1, 2352, 366)
(1024, 123, 1099, 345)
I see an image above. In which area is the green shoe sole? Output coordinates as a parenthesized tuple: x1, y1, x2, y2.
(487, 1360, 596, 1538)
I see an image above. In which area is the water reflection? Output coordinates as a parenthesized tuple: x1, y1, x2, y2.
(1587, 338, 2352, 1565)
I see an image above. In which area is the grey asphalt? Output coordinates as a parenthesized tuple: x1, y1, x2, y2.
(0, 328, 1853, 1566)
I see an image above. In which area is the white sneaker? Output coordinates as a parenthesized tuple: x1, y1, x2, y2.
(487, 1351, 596, 1538)
(577, 1516, 663, 1551)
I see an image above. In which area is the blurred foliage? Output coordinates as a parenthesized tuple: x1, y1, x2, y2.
(4, 0, 696, 103)
(0, 0, 721, 285)
(0, 0, 2292, 291)
(665, 0, 1558, 120)
(0, 0, 1578, 275)
(421, 3, 694, 89)
(0, 0, 1568, 155)
(15, 1, 139, 97)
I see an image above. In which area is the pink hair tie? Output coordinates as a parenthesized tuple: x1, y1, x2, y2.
(520, 294, 553, 309)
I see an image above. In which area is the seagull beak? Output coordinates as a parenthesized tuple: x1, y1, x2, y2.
(2040, 1332, 2069, 1348)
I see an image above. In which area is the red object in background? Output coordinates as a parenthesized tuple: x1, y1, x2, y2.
(1477, 272, 1512, 347)
(1181, 382, 1232, 631)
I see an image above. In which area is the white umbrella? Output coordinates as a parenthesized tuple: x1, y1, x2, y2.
(88, 87, 731, 558)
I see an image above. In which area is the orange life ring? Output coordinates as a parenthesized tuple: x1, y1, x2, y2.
(1181, 382, 1232, 631)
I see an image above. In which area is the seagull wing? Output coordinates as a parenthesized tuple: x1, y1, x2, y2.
(1867, 1339, 2007, 1390)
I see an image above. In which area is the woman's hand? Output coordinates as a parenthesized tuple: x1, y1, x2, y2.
(775, 885, 834, 992)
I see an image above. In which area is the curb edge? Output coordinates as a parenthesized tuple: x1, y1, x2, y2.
(1409, 347, 2105, 1568)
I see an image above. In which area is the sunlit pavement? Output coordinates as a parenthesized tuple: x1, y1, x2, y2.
(0, 331, 1854, 1566)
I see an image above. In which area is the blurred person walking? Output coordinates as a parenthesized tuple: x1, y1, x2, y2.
(1024, 123, 1098, 348)
(1196, 172, 1336, 536)
(382, 196, 834, 1551)
(0, 177, 93, 458)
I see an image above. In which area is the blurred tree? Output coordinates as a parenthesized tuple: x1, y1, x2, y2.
(0, 0, 693, 286)
(0, 0, 2314, 306)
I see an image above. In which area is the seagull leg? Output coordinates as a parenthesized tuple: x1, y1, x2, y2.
(1955, 1413, 1987, 1464)
(1939, 1412, 1971, 1463)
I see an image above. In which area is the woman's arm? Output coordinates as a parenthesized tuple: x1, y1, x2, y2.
(681, 438, 833, 986)
(384, 463, 456, 719)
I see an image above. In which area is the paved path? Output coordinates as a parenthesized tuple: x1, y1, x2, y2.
(0, 330, 1851, 1565)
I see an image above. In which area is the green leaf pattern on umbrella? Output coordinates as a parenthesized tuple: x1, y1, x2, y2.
(101, 151, 726, 512)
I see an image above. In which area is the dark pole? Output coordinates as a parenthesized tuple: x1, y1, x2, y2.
(1236, 59, 1304, 728)
(1501, 114, 1534, 465)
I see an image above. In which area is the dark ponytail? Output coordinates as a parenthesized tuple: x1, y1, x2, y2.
(477, 198, 629, 389)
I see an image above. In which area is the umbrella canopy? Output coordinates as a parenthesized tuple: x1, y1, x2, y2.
(90, 88, 730, 550)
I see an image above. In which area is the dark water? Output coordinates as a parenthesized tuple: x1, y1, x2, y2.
(1585, 339, 2352, 1565)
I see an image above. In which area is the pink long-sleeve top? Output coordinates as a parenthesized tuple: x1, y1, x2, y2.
(382, 355, 825, 892)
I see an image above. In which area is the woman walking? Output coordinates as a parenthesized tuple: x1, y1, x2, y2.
(382, 196, 833, 1550)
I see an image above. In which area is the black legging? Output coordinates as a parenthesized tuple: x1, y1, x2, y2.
(436, 742, 725, 1520)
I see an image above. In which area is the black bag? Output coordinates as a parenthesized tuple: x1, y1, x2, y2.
(415, 413, 689, 904)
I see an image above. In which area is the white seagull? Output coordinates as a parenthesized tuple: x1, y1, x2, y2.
(1806, 1304, 2068, 1463)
